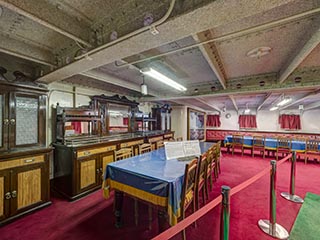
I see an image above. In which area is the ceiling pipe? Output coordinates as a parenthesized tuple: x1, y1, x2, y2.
(0, 0, 91, 47)
(115, 7, 320, 68)
(74, 0, 176, 61)
(280, 89, 320, 109)
(257, 92, 272, 111)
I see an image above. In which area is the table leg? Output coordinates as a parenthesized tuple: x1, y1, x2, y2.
(158, 209, 167, 232)
(114, 191, 124, 228)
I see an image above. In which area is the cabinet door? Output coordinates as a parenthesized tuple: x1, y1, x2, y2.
(0, 91, 9, 151)
(10, 163, 46, 215)
(0, 170, 10, 221)
(9, 92, 46, 149)
(76, 156, 99, 193)
(100, 152, 114, 184)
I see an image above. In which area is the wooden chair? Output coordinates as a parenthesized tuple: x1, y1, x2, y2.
(114, 147, 133, 161)
(180, 158, 198, 240)
(252, 136, 266, 158)
(196, 152, 208, 209)
(175, 137, 183, 141)
(304, 139, 320, 164)
(276, 137, 292, 160)
(215, 141, 221, 176)
(138, 143, 152, 155)
(156, 140, 164, 149)
(207, 144, 217, 191)
(231, 134, 244, 156)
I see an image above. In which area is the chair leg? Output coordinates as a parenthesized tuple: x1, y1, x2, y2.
(252, 148, 254, 157)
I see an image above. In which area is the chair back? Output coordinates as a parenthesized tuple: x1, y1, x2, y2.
(175, 137, 183, 142)
(139, 143, 152, 155)
(114, 147, 133, 161)
(181, 158, 198, 211)
(197, 153, 208, 187)
(232, 134, 243, 145)
(306, 139, 320, 152)
(253, 136, 265, 147)
(277, 137, 291, 149)
(156, 140, 164, 149)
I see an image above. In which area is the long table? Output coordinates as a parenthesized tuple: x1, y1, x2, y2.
(103, 142, 213, 229)
(224, 135, 316, 152)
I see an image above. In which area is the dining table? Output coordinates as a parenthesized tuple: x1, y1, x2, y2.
(103, 141, 213, 231)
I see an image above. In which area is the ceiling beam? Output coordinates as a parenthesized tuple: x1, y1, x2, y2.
(229, 95, 238, 111)
(36, 0, 298, 83)
(193, 32, 227, 89)
(257, 93, 272, 111)
(280, 89, 320, 109)
(304, 101, 320, 111)
(195, 97, 221, 113)
(170, 99, 207, 112)
(278, 25, 320, 84)
(0, 0, 91, 47)
(0, 34, 55, 66)
(79, 70, 162, 97)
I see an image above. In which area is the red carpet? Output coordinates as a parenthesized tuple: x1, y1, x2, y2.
(1, 151, 319, 240)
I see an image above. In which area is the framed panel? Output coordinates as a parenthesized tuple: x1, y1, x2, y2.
(187, 108, 206, 141)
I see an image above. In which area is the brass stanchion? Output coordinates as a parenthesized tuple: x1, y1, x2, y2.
(258, 160, 289, 239)
(220, 186, 230, 240)
(281, 151, 304, 203)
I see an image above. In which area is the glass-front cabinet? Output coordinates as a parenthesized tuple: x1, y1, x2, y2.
(0, 83, 47, 152)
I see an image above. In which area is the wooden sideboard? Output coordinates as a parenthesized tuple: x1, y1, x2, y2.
(53, 131, 174, 200)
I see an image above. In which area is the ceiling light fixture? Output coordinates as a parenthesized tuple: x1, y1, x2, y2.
(140, 76, 148, 95)
(277, 97, 292, 106)
(247, 46, 272, 59)
(140, 68, 187, 92)
(269, 106, 279, 111)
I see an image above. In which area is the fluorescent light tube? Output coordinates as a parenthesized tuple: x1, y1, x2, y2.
(277, 98, 291, 106)
(141, 68, 187, 92)
(269, 106, 279, 111)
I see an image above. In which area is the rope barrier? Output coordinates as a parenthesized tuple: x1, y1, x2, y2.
(152, 153, 292, 240)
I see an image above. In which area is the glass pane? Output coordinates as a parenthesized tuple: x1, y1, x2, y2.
(0, 95, 2, 146)
(109, 104, 130, 133)
(16, 96, 38, 145)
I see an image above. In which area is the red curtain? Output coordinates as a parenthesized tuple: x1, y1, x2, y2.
(279, 114, 301, 130)
(238, 115, 257, 128)
(206, 114, 221, 127)
(123, 117, 128, 126)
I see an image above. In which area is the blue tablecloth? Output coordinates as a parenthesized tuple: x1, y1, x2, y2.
(224, 135, 310, 151)
(104, 142, 213, 226)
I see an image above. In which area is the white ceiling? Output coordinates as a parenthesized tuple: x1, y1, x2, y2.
(0, 0, 320, 113)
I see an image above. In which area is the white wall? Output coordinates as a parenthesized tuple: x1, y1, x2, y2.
(171, 106, 187, 140)
(172, 107, 320, 141)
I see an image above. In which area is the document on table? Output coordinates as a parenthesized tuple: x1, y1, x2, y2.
(164, 140, 200, 160)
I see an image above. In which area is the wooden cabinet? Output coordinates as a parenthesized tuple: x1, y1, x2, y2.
(53, 144, 116, 200)
(0, 82, 51, 225)
(0, 150, 51, 225)
(0, 82, 46, 152)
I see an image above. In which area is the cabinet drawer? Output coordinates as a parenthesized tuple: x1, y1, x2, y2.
(164, 133, 173, 139)
(148, 136, 163, 143)
(120, 139, 144, 148)
(77, 145, 116, 158)
(0, 155, 44, 170)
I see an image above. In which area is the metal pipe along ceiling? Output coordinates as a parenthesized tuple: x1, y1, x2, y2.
(74, 0, 176, 60)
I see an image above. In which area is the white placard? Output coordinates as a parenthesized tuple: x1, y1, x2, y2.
(164, 140, 200, 160)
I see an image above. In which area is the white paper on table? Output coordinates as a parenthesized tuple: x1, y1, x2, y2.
(164, 140, 200, 160)
(164, 141, 184, 160)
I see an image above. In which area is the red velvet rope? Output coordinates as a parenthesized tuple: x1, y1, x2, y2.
(152, 154, 292, 240)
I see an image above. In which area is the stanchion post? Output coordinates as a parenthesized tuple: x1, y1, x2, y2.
(281, 152, 304, 203)
(258, 160, 289, 239)
(220, 186, 230, 240)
